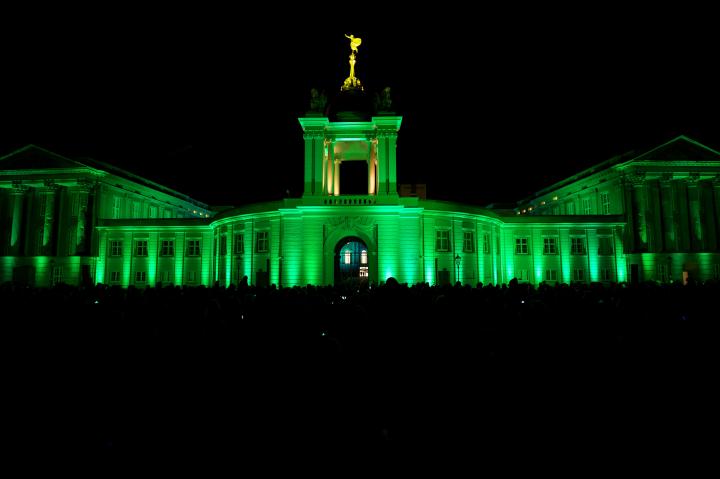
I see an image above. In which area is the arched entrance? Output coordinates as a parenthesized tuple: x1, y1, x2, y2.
(334, 236, 369, 286)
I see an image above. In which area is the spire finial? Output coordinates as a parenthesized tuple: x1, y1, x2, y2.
(341, 34, 364, 91)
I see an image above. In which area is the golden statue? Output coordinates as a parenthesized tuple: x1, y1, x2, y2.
(345, 34, 362, 53)
(341, 33, 364, 91)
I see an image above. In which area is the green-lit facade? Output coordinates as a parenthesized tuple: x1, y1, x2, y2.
(2, 131, 720, 287)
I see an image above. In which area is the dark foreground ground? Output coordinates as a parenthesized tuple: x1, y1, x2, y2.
(3, 280, 716, 470)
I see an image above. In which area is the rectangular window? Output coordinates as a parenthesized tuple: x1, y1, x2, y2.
(160, 271, 171, 282)
(582, 198, 592, 215)
(220, 235, 227, 256)
(149, 205, 158, 218)
(160, 240, 174, 256)
(573, 269, 585, 282)
(435, 230, 450, 252)
(132, 202, 141, 218)
(601, 268, 613, 282)
(359, 267, 369, 277)
(110, 240, 122, 256)
(515, 237, 529, 255)
(518, 269, 529, 281)
(135, 240, 148, 256)
(256, 231, 269, 253)
(657, 263, 668, 282)
(598, 236, 614, 255)
(135, 271, 146, 283)
(187, 271, 197, 283)
(544, 269, 557, 281)
(112, 197, 121, 219)
(566, 202, 575, 215)
(483, 233, 490, 254)
(110, 271, 121, 282)
(571, 237, 586, 255)
(543, 237, 558, 255)
(361, 250, 368, 264)
(463, 231, 475, 253)
(187, 239, 201, 256)
(600, 192, 610, 215)
(234, 234, 244, 254)
(52, 266, 63, 285)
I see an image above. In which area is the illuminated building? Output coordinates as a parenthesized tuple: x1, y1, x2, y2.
(2, 40, 719, 287)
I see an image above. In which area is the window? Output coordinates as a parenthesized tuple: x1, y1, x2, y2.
(601, 268, 613, 282)
(543, 237, 558, 255)
(515, 237, 529, 254)
(135, 271, 146, 283)
(600, 192, 610, 215)
(483, 233, 490, 254)
(518, 269, 529, 281)
(112, 197, 121, 219)
(187, 239, 201, 256)
(571, 237, 586, 255)
(110, 271, 121, 282)
(160, 240, 174, 256)
(135, 240, 148, 256)
(359, 267, 369, 278)
(463, 231, 475, 253)
(220, 235, 227, 256)
(160, 271, 171, 282)
(582, 198, 591, 215)
(234, 234, 244, 254)
(544, 269, 557, 281)
(187, 271, 197, 283)
(657, 264, 668, 282)
(52, 266, 63, 285)
(573, 269, 585, 282)
(566, 202, 575, 215)
(110, 240, 122, 256)
(149, 205, 158, 218)
(598, 237, 614, 255)
(435, 230, 450, 252)
(132, 202, 141, 218)
(344, 250, 351, 264)
(256, 231, 269, 253)
(361, 250, 367, 264)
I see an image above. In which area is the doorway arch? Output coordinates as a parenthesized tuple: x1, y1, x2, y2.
(334, 236, 369, 286)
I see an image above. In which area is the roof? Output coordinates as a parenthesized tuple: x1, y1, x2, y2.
(525, 135, 720, 201)
(0, 144, 208, 208)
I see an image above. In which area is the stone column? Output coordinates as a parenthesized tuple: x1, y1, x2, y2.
(368, 139, 377, 195)
(659, 174, 675, 251)
(333, 159, 341, 196)
(41, 180, 60, 256)
(326, 141, 335, 195)
(621, 177, 636, 252)
(9, 183, 29, 256)
(699, 180, 717, 251)
(687, 174, 702, 251)
(672, 180, 690, 251)
(646, 179, 664, 252)
(376, 132, 388, 196)
(388, 132, 398, 195)
(75, 181, 92, 255)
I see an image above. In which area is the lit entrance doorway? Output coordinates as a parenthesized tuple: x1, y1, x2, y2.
(335, 237, 369, 286)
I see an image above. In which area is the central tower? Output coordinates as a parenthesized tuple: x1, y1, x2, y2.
(298, 34, 402, 201)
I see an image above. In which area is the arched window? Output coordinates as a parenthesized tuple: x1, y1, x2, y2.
(344, 250, 351, 264)
(361, 250, 367, 264)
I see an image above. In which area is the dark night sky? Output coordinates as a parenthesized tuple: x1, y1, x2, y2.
(2, 6, 719, 207)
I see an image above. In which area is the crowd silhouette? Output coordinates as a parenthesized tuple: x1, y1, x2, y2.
(4, 278, 715, 468)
